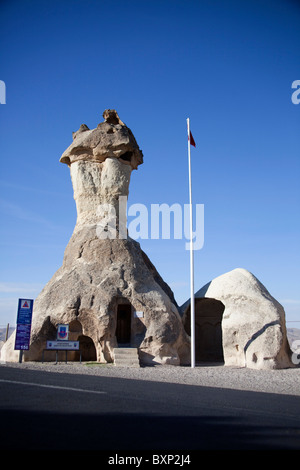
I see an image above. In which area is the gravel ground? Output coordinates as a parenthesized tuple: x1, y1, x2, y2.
(1, 360, 300, 396)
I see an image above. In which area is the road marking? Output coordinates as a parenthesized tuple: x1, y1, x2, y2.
(0, 378, 106, 395)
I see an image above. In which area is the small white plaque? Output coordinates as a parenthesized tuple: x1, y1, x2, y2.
(134, 311, 144, 318)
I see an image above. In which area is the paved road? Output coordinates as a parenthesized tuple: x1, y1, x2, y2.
(0, 365, 300, 452)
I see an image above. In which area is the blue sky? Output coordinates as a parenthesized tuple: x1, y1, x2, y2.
(0, 0, 299, 328)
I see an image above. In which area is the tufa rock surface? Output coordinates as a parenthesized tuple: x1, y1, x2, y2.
(1, 110, 190, 365)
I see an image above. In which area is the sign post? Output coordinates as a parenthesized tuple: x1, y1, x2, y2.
(14, 299, 34, 362)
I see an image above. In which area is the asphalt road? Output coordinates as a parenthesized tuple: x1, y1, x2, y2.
(0, 365, 300, 454)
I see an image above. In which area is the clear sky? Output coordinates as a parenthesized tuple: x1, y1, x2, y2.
(0, 0, 299, 328)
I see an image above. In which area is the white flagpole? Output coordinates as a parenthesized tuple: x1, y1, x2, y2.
(187, 118, 195, 368)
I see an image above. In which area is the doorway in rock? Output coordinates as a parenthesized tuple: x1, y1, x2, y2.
(116, 304, 132, 345)
(184, 298, 225, 363)
(77, 334, 97, 361)
(68, 320, 97, 362)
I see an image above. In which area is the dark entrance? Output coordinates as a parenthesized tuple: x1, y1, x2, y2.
(116, 304, 131, 344)
(77, 334, 97, 361)
(184, 298, 225, 363)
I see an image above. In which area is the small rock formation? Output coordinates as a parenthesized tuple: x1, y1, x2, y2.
(181, 268, 293, 369)
(1, 110, 190, 365)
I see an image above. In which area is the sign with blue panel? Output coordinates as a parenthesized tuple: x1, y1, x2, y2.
(14, 298, 34, 351)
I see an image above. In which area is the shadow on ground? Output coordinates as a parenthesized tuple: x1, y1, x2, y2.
(0, 409, 299, 451)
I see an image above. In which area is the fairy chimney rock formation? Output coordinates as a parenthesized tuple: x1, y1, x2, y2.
(1, 110, 190, 365)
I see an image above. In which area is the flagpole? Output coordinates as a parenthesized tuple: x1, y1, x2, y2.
(187, 118, 195, 368)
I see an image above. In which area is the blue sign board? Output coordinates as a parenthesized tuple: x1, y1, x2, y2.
(14, 299, 34, 351)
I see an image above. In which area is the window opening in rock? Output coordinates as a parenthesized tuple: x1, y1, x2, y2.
(120, 151, 133, 163)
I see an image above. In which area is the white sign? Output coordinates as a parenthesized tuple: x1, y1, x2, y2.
(46, 341, 79, 350)
(134, 311, 144, 318)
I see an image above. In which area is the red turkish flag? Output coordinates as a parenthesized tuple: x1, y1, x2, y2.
(189, 131, 196, 147)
